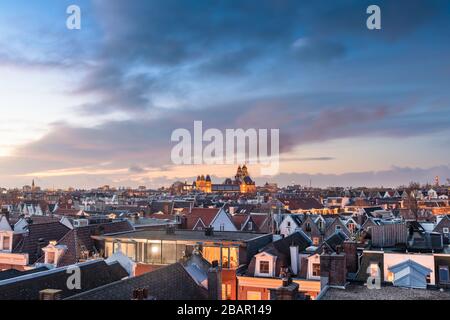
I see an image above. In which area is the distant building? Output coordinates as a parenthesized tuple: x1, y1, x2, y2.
(190, 165, 256, 194)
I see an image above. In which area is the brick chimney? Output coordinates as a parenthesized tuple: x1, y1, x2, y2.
(320, 252, 347, 287)
(39, 289, 62, 300)
(207, 260, 222, 300)
(270, 276, 300, 300)
(342, 241, 358, 273)
(132, 288, 155, 300)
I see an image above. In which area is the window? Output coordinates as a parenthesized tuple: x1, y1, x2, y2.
(222, 284, 232, 300)
(387, 271, 394, 282)
(248, 221, 253, 231)
(2, 236, 10, 251)
(317, 220, 324, 231)
(247, 291, 262, 300)
(146, 242, 162, 264)
(312, 263, 321, 277)
(439, 266, 449, 284)
(47, 251, 55, 264)
(162, 241, 177, 264)
(203, 246, 221, 266)
(347, 223, 355, 233)
(287, 221, 291, 227)
(335, 225, 342, 233)
(222, 247, 230, 269)
(229, 247, 239, 269)
(259, 261, 270, 274)
(220, 223, 225, 231)
(443, 227, 449, 234)
(105, 241, 113, 258)
(305, 223, 311, 232)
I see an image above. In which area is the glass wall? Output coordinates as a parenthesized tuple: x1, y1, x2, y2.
(203, 246, 239, 269)
(162, 241, 177, 264)
(147, 242, 162, 264)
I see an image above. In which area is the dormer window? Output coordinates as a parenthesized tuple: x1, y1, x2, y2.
(259, 261, 270, 274)
(255, 253, 275, 277)
(47, 251, 56, 264)
(43, 241, 67, 266)
(443, 228, 449, 234)
(248, 221, 253, 231)
(2, 235, 11, 251)
(305, 223, 311, 232)
(317, 220, 324, 231)
(335, 225, 342, 233)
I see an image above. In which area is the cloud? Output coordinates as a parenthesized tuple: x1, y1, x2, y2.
(259, 165, 450, 188)
(292, 38, 346, 63)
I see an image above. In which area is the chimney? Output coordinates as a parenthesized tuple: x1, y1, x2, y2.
(207, 260, 222, 300)
(320, 252, 347, 287)
(166, 225, 175, 235)
(132, 288, 149, 300)
(289, 245, 299, 275)
(205, 226, 214, 237)
(39, 289, 62, 300)
(342, 241, 358, 273)
(270, 275, 300, 300)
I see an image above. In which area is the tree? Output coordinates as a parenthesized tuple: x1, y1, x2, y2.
(404, 182, 420, 220)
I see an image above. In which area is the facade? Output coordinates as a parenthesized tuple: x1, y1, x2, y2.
(191, 165, 256, 194)
(93, 229, 272, 300)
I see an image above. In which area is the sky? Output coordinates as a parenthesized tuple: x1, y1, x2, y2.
(0, 0, 449, 189)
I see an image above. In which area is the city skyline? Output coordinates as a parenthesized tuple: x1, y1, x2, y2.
(1, 0, 450, 189)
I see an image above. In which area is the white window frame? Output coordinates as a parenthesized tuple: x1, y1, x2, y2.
(255, 255, 275, 277)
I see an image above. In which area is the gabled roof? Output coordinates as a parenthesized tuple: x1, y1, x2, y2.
(388, 259, 432, 276)
(13, 222, 71, 264)
(0, 260, 128, 300)
(185, 208, 221, 229)
(263, 231, 312, 257)
(53, 220, 134, 267)
(67, 262, 208, 300)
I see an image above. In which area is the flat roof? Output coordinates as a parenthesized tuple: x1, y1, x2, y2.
(99, 229, 270, 243)
(321, 284, 450, 300)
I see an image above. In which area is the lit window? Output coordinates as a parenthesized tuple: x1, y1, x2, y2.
(222, 284, 232, 300)
(259, 261, 270, 274)
(247, 291, 262, 300)
(313, 237, 320, 246)
(47, 251, 56, 264)
(2, 236, 10, 251)
(387, 271, 394, 282)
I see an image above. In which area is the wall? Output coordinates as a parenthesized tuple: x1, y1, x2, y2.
(384, 253, 435, 285)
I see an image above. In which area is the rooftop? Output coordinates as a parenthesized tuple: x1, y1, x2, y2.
(95, 229, 270, 243)
(321, 284, 450, 300)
